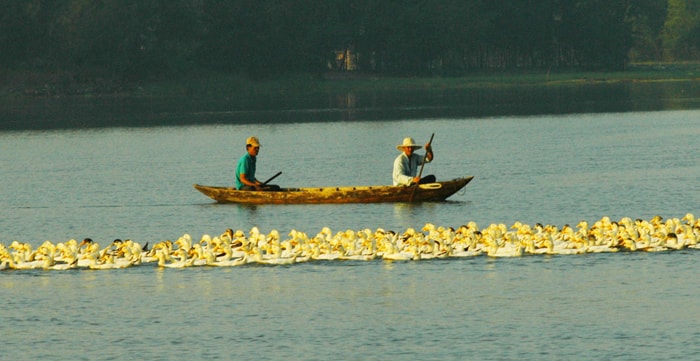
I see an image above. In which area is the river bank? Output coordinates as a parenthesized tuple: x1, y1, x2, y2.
(2, 63, 699, 99)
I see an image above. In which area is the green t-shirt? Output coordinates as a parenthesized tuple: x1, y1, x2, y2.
(235, 153, 256, 189)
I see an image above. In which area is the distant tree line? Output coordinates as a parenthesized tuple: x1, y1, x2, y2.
(1, 0, 698, 82)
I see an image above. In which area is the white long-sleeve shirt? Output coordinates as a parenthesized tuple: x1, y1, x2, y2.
(393, 152, 430, 186)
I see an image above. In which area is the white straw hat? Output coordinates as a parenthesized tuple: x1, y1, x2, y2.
(396, 137, 421, 151)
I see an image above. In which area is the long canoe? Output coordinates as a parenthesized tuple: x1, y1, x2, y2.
(194, 176, 473, 204)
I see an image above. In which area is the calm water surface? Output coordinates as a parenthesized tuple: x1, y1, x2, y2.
(1, 89, 700, 360)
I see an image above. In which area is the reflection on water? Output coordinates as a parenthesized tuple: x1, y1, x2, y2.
(236, 203, 260, 215)
(2, 82, 699, 131)
(392, 202, 443, 229)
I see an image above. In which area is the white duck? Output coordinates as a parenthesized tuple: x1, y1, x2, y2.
(155, 248, 193, 268)
(41, 246, 78, 271)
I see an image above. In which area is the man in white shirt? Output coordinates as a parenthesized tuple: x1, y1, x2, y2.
(392, 137, 435, 186)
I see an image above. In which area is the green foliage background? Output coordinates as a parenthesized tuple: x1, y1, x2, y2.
(1, 0, 698, 88)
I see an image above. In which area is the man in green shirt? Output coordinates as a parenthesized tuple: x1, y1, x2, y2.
(235, 136, 279, 191)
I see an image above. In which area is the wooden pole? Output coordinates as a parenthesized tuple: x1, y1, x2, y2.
(409, 133, 434, 202)
(262, 171, 282, 186)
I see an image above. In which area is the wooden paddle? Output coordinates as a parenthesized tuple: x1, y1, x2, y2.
(262, 171, 282, 186)
(409, 133, 434, 202)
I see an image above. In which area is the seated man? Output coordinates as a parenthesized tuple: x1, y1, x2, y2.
(235, 136, 280, 191)
(392, 136, 436, 186)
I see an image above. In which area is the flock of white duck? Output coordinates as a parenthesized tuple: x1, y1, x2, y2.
(2, 213, 699, 271)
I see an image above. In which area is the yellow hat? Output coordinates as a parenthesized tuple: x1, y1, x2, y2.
(246, 136, 261, 147)
(396, 137, 421, 151)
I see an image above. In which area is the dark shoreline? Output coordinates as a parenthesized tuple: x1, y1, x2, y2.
(2, 63, 699, 99)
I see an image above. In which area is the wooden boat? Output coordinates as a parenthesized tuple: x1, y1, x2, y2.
(194, 176, 473, 204)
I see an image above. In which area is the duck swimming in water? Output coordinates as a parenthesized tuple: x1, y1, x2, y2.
(4, 213, 700, 271)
